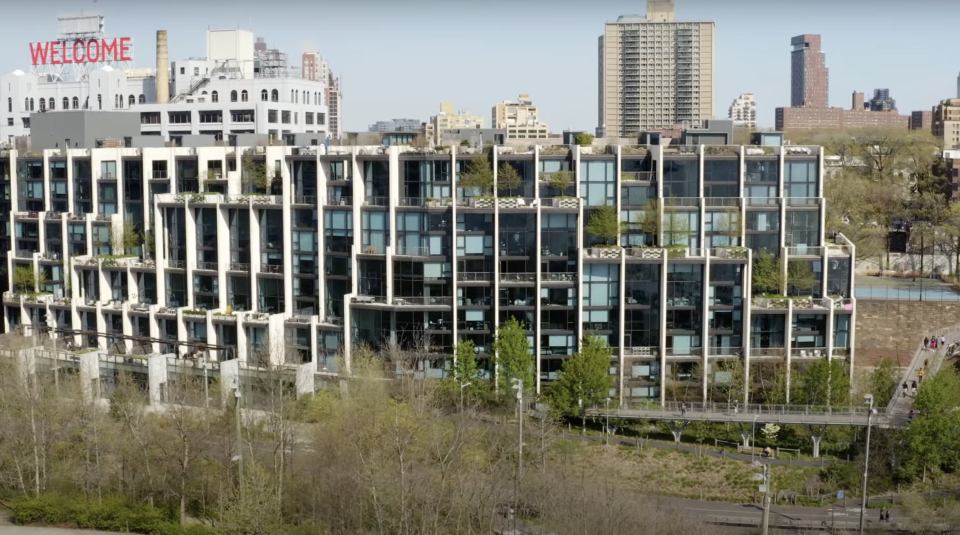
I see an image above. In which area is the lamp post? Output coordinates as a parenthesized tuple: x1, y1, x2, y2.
(511, 378, 524, 535)
(459, 381, 472, 414)
(605, 397, 611, 446)
(751, 414, 759, 464)
(859, 394, 876, 535)
(232, 377, 243, 499)
(578, 397, 584, 435)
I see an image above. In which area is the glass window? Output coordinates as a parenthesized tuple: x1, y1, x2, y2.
(579, 160, 615, 207)
(785, 160, 818, 198)
(662, 158, 698, 198)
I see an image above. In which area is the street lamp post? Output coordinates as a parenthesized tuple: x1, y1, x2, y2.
(751, 414, 759, 464)
(751, 460, 771, 535)
(605, 397, 610, 446)
(511, 378, 524, 535)
(860, 394, 876, 535)
(578, 397, 584, 435)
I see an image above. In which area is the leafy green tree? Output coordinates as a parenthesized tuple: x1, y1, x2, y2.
(460, 153, 494, 194)
(547, 336, 613, 416)
(574, 132, 594, 146)
(495, 317, 533, 392)
(242, 153, 268, 192)
(545, 170, 573, 196)
(13, 265, 39, 293)
(794, 359, 850, 406)
(496, 162, 522, 195)
(786, 260, 817, 296)
(869, 358, 899, 407)
(453, 340, 481, 384)
(751, 250, 782, 296)
(903, 367, 960, 479)
(586, 205, 620, 246)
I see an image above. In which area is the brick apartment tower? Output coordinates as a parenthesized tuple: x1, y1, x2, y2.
(791, 34, 828, 108)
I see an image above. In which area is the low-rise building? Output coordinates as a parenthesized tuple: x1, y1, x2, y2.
(728, 93, 757, 129)
(429, 102, 483, 145)
(492, 94, 549, 140)
(933, 99, 960, 148)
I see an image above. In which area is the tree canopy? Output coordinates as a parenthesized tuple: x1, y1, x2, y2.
(586, 205, 620, 246)
(495, 317, 533, 392)
(547, 337, 613, 416)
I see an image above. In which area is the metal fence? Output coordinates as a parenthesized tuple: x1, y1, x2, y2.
(856, 284, 960, 302)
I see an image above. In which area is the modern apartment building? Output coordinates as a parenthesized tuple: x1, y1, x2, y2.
(790, 34, 828, 108)
(727, 93, 757, 129)
(598, 1, 715, 136)
(1, 136, 855, 406)
(491, 95, 549, 140)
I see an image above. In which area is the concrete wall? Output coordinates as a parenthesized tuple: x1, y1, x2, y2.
(30, 111, 140, 149)
(855, 300, 960, 366)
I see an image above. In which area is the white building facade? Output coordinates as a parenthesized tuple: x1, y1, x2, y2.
(728, 93, 757, 129)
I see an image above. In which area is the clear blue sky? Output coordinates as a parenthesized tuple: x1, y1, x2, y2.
(1, 0, 957, 131)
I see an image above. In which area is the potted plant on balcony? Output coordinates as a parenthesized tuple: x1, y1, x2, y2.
(545, 170, 573, 197)
(496, 162, 522, 197)
(460, 152, 494, 197)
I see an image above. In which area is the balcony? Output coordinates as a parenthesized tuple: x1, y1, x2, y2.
(497, 197, 536, 209)
(260, 264, 283, 274)
(229, 262, 250, 272)
(621, 171, 654, 181)
(351, 295, 388, 304)
(787, 246, 824, 257)
(663, 197, 700, 208)
(364, 196, 388, 207)
(456, 197, 495, 209)
(625, 247, 665, 260)
(625, 346, 658, 358)
(458, 272, 492, 282)
(704, 197, 741, 208)
(293, 194, 316, 205)
(326, 196, 352, 207)
(786, 197, 821, 208)
(585, 247, 620, 260)
(792, 347, 827, 358)
(393, 296, 452, 306)
(196, 261, 218, 271)
(499, 272, 536, 284)
(167, 259, 186, 269)
(541, 197, 579, 209)
(541, 272, 576, 283)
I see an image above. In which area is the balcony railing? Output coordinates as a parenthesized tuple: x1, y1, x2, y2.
(500, 272, 536, 283)
(365, 196, 388, 207)
(456, 197, 495, 209)
(620, 171, 654, 181)
(745, 197, 780, 207)
(585, 247, 620, 259)
(786, 197, 821, 207)
(662, 197, 700, 207)
(168, 259, 186, 269)
(792, 347, 827, 358)
(196, 261, 218, 271)
(497, 197, 535, 209)
(625, 247, 664, 260)
(229, 262, 249, 271)
(395, 244, 433, 257)
(260, 264, 283, 274)
(704, 197, 741, 208)
(393, 296, 452, 306)
(541, 272, 576, 283)
(625, 346, 658, 357)
(541, 197, 579, 209)
(787, 246, 824, 257)
(351, 295, 388, 304)
(459, 272, 492, 282)
(327, 196, 352, 207)
(293, 194, 316, 205)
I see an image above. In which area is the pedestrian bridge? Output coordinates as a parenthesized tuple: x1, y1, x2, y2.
(588, 401, 891, 428)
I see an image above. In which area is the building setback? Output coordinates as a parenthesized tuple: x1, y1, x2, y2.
(598, 1, 714, 136)
(1, 138, 855, 406)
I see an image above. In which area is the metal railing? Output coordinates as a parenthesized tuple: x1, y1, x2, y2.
(542, 272, 576, 283)
(663, 197, 700, 207)
(620, 170, 654, 181)
(617, 401, 886, 419)
(365, 196, 388, 207)
(500, 272, 536, 283)
(459, 272, 492, 281)
(196, 261, 218, 271)
(351, 295, 388, 304)
(393, 296, 452, 306)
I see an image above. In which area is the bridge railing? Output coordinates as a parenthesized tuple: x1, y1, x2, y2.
(609, 401, 886, 419)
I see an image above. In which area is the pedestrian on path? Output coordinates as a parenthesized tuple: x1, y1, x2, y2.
(924, 336, 930, 349)
(940, 335, 947, 347)
(902, 382, 908, 397)
(680, 403, 686, 416)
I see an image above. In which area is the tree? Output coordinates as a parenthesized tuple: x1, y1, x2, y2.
(586, 205, 620, 246)
(242, 153, 268, 192)
(497, 162, 522, 195)
(574, 132, 594, 146)
(13, 265, 44, 294)
(794, 359, 850, 407)
(786, 260, 817, 296)
(869, 358, 899, 407)
(460, 153, 494, 194)
(120, 221, 143, 254)
(545, 170, 573, 197)
(452, 340, 483, 408)
(903, 367, 960, 479)
(751, 250, 782, 296)
(495, 317, 533, 392)
(547, 336, 613, 417)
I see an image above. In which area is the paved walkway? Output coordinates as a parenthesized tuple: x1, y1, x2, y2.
(886, 326, 960, 426)
(588, 402, 891, 427)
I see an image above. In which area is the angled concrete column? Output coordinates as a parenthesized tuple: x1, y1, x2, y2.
(296, 362, 315, 399)
(220, 358, 240, 407)
(147, 353, 169, 406)
(78, 350, 100, 401)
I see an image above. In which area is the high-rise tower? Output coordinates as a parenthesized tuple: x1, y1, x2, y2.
(790, 34, 829, 108)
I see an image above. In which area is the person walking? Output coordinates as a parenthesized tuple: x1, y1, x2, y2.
(902, 381, 909, 398)
(940, 335, 946, 347)
(924, 336, 930, 349)
(680, 402, 686, 416)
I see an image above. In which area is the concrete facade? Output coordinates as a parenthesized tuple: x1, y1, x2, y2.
(933, 99, 960, 148)
(491, 94, 549, 140)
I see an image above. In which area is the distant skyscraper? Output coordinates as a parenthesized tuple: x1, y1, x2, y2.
(302, 51, 342, 139)
(727, 93, 757, 128)
(790, 34, 828, 108)
(868, 88, 896, 112)
(598, 0, 715, 136)
(957, 72, 960, 98)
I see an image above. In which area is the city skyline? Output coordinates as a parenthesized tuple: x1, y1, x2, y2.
(0, 0, 956, 133)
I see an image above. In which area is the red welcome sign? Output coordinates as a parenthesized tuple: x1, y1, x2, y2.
(29, 37, 132, 66)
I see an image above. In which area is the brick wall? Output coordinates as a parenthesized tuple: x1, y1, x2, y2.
(855, 300, 960, 367)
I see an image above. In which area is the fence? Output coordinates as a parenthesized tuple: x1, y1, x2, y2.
(856, 284, 960, 302)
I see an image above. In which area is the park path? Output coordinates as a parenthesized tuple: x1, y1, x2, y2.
(0, 505, 131, 535)
(886, 325, 960, 425)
